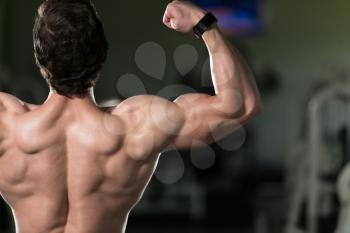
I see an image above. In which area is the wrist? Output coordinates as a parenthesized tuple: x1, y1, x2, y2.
(192, 9, 207, 26)
(202, 24, 220, 38)
(193, 12, 218, 38)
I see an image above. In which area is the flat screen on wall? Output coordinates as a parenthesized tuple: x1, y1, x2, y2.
(193, 0, 265, 36)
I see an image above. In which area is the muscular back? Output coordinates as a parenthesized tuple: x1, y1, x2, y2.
(0, 94, 180, 233)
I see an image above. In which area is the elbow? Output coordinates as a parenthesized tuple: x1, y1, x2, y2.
(216, 96, 262, 122)
(243, 101, 262, 122)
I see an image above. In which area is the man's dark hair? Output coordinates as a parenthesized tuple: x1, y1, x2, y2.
(33, 0, 108, 97)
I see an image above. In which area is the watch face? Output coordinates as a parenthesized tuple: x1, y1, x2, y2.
(193, 0, 265, 37)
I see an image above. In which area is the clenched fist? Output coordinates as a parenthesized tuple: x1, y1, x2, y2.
(163, 1, 207, 33)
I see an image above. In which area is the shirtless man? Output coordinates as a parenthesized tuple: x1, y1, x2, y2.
(0, 0, 261, 232)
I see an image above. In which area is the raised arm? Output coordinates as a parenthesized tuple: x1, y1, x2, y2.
(116, 1, 261, 159)
(163, 1, 261, 149)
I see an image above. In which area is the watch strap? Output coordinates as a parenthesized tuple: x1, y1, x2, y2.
(193, 12, 218, 38)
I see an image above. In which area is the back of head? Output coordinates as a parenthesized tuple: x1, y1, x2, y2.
(33, 0, 108, 97)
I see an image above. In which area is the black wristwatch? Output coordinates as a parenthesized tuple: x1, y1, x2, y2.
(193, 12, 218, 38)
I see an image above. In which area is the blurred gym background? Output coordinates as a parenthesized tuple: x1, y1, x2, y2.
(1, 0, 350, 233)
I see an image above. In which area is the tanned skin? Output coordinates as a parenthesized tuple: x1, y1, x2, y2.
(0, 1, 261, 233)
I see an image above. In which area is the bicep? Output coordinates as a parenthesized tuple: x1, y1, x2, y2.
(172, 94, 245, 150)
(117, 94, 247, 155)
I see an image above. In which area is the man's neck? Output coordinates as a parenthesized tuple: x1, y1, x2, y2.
(45, 88, 97, 106)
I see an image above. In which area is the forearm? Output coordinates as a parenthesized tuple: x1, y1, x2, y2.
(161, 1, 261, 150)
(202, 26, 261, 118)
